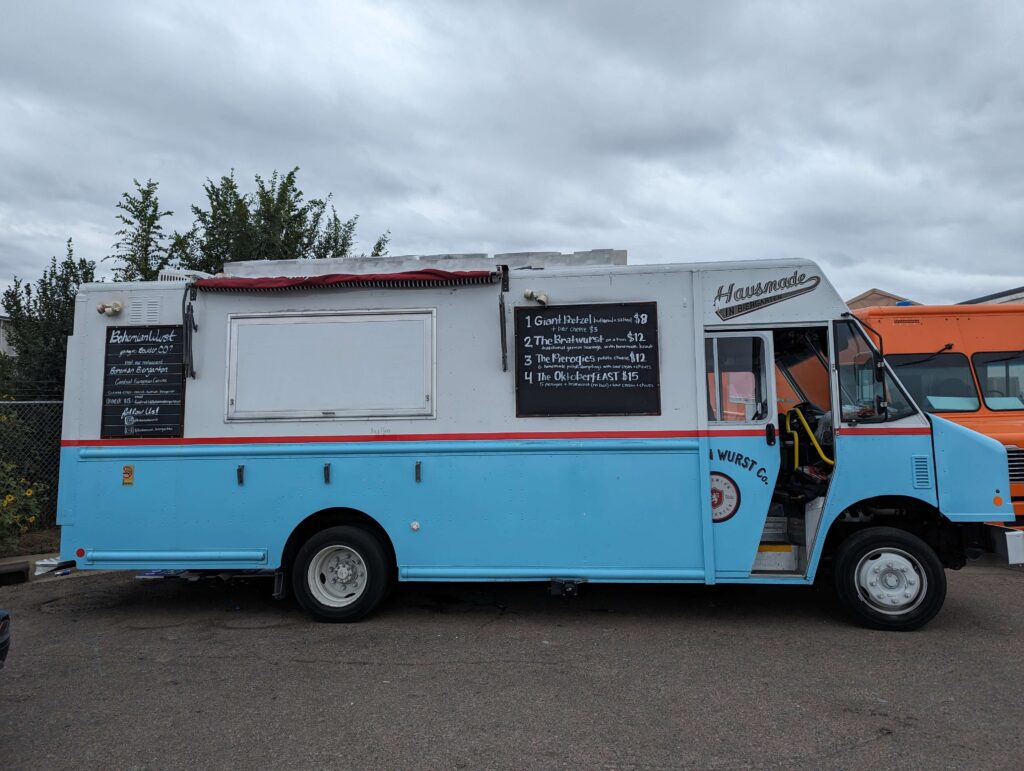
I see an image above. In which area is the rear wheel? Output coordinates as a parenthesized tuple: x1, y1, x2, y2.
(833, 526, 946, 631)
(292, 525, 390, 622)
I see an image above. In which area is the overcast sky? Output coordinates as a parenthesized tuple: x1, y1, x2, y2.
(2, 1, 1023, 303)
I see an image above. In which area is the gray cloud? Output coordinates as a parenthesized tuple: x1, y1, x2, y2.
(1, 0, 1023, 302)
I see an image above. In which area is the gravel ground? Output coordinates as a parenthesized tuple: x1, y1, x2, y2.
(1, 563, 1023, 769)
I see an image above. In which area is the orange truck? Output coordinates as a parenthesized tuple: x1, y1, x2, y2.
(854, 305, 1024, 525)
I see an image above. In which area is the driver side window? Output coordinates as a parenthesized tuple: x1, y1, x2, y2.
(705, 335, 770, 423)
(834, 321, 914, 423)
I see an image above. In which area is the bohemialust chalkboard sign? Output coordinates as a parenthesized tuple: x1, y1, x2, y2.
(101, 325, 185, 439)
(514, 302, 660, 417)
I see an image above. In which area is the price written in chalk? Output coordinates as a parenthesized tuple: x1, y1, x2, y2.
(101, 325, 185, 439)
(514, 301, 661, 417)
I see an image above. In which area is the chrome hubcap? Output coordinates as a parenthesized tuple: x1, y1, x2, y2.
(307, 545, 368, 608)
(855, 548, 926, 615)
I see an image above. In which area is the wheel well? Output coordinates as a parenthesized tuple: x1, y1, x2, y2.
(281, 507, 397, 579)
(820, 496, 975, 571)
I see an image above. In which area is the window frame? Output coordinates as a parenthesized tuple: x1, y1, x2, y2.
(225, 309, 437, 422)
(833, 319, 917, 425)
(885, 351, 981, 414)
(705, 331, 774, 425)
(971, 350, 1024, 412)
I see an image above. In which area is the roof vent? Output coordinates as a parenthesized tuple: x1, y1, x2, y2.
(157, 269, 212, 282)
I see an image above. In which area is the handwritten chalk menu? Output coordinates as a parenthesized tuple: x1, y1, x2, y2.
(101, 326, 185, 438)
(514, 302, 660, 417)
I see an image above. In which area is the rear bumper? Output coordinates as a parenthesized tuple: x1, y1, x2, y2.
(988, 525, 1024, 565)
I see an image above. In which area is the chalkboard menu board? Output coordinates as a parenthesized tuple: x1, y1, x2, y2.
(101, 325, 185, 439)
(514, 302, 660, 417)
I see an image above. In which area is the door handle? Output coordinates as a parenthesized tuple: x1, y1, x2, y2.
(765, 423, 776, 446)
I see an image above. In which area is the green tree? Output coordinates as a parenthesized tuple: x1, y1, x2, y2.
(0, 352, 16, 395)
(175, 167, 389, 274)
(250, 168, 325, 262)
(106, 178, 173, 281)
(312, 210, 358, 260)
(1, 239, 96, 396)
(370, 229, 391, 257)
(175, 171, 253, 274)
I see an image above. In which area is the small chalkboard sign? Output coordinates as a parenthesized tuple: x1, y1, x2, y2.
(514, 302, 660, 417)
(101, 325, 185, 439)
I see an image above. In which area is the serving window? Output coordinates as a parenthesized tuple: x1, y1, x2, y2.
(226, 310, 435, 421)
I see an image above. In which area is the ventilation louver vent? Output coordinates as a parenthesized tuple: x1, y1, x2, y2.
(127, 298, 161, 324)
(157, 268, 211, 281)
(912, 455, 933, 489)
(1007, 446, 1024, 484)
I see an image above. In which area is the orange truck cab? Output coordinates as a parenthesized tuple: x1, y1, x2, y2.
(854, 305, 1024, 524)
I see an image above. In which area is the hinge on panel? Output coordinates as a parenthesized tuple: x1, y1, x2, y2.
(499, 293, 508, 372)
(550, 578, 584, 597)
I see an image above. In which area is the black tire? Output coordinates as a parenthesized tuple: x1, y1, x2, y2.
(291, 525, 390, 622)
(833, 526, 946, 631)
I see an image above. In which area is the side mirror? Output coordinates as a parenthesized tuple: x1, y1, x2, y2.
(874, 355, 886, 382)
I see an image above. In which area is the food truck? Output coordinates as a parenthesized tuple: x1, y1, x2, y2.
(855, 304, 1024, 544)
(56, 256, 1014, 630)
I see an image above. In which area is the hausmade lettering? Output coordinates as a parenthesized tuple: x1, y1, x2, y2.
(713, 270, 821, 320)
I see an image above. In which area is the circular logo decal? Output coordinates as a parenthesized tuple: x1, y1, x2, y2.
(710, 472, 741, 523)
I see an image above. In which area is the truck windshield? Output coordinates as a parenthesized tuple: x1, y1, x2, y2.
(834, 321, 916, 423)
(886, 353, 980, 413)
(972, 351, 1024, 411)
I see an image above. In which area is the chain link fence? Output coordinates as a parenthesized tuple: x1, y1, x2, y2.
(1, 397, 63, 551)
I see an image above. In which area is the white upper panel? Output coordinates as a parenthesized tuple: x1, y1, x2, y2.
(64, 258, 847, 440)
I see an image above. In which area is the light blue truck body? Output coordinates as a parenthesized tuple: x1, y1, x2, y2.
(57, 257, 1014, 584)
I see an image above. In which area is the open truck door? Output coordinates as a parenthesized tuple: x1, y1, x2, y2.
(704, 331, 782, 577)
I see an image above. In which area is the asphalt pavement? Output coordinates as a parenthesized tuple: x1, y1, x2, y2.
(1, 563, 1023, 769)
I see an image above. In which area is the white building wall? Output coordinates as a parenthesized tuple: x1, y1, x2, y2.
(961, 286, 1024, 305)
(0, 316, 14, 356)
(984, 291, 1024, 304)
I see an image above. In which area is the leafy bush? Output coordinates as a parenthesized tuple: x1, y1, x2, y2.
(0, 397, 60, 541)
(0, 461, 45, 554)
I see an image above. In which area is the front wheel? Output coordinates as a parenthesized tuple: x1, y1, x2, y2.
(292, 525, 390, 622)
(833, 526, 946, 631)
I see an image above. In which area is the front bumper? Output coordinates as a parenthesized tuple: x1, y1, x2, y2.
(988, 525, 1024, 565)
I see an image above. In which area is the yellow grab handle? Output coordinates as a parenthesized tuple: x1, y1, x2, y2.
(792, 407, 834, 466)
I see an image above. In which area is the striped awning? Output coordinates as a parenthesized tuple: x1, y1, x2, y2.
(193, 269, 499, 292)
